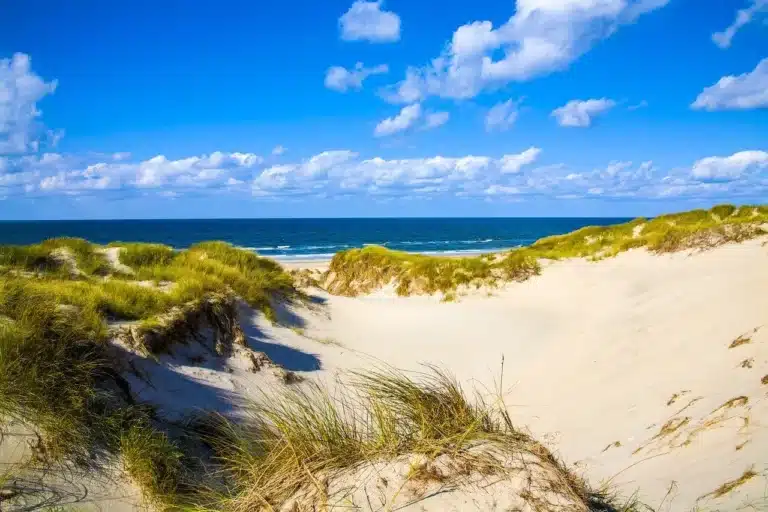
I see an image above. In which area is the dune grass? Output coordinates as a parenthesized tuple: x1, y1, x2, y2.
(326, 245, 540, 297)
(0, 239, 301, 507)
(119, 419, 187, 506)
(326, 204, 768, 297)
(530, 203, 768, 260)
(111, 241, 177, 268)
(204, 366, 629, 511)
(0, 237, 111, 277)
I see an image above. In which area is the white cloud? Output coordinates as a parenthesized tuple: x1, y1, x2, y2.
(712, 0, 768, 49)
(325, 62, 389, 92)
(423, 111, 450, 130)
(627, 100, 648, 110)
(551, 98, 616, 127)
(0, 53, 58, 154)
(499, 147, 541, 173)
(6, 151, 264, 195)
(691, 58, 768, 111)
(382, 0, 668, 103)
(690, 150, 768, 181)
(339, 1, 401, 43)
(5, 148, 768, 204)
(485, 184, 520, 195)
(253, 150, 358, 194)
(374, 104, 422, 137)
(271, 145, 286, 156)
(485, 99, 520, 132)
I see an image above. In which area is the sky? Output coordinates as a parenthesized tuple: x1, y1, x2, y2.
(0, 0, 766, 219)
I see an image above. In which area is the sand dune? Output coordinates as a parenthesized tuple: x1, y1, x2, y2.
(2, 235, 766, 510)
(277, 238, 768, 510)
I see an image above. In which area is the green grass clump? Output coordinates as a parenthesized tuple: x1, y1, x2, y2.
(0, 244, 59, 273)
(111, 242, 176, 268)
(0, 238, 110, 277)
(120, 420, 186, 506)
(326, 245, 540, 297)
(205, 367, 631, 511)
(326, 204, 768, 297)
(0, 318, 106, 462)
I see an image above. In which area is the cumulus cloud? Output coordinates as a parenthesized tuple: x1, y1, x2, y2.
(499, 147, 541, 173)
(552, 98, 616, 127)
(271, 145, 286, 156)
(251, 148, 540, 198)
(4, 148, 767, 204)
(253, 150, 358, 195)
(485, 99, 520, 132)
(382, 0, 668, 103)
(712, 0, 768, 49)
(690, 150, 768, 181)
(2, 151, 264, 196)
(0, 53, 59, 154)
(339, 1, 401, 43)
(325, 62, 389, 92)
(691, 58, 768, 111)
(374, 104, 422, 137)
(423, 111, 450, 130)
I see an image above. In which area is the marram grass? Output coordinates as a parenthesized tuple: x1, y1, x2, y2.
(202, 366, 641, 511)
(326, 203, 768, 297)
(0, 239, 300, 508)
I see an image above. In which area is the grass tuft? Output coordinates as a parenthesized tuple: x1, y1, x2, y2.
(204, 366, 626, 511)
(325, 245, 540, 298)
(111, 242, 177, 268)
(120, 420, 186, 506)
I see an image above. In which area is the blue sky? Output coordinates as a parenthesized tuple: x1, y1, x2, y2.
(0, 0, 766, 219)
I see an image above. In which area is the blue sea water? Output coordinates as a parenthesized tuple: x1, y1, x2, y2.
(0, 218, 631, 259)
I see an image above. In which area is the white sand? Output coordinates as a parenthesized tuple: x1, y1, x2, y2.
(286, 238, 768, 510)
(277, 258, 330, 271)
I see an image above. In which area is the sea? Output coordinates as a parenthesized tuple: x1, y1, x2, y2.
(0, 218, 631, 260)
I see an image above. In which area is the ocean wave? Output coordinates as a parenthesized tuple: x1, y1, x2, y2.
(243, 244, 351, 252)
(240, 239, 510, 256)
(238, 246, 277, 251)
(301, 244, 350, 250)
(392, 238, 496, 246)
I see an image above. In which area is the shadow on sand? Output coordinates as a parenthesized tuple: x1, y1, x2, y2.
(240, 301, 322, 372)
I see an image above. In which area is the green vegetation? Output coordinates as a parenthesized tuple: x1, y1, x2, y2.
(0, 238, 299, 507)
(0, 237, 111, 276)
(119, 419, 187, 506)
(327, 203, 768, 297)
(111, 241, 176, 267)
(204, 367, 626, 511)
(326, 244, 540, 296)
(529, 203, 768, 260)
